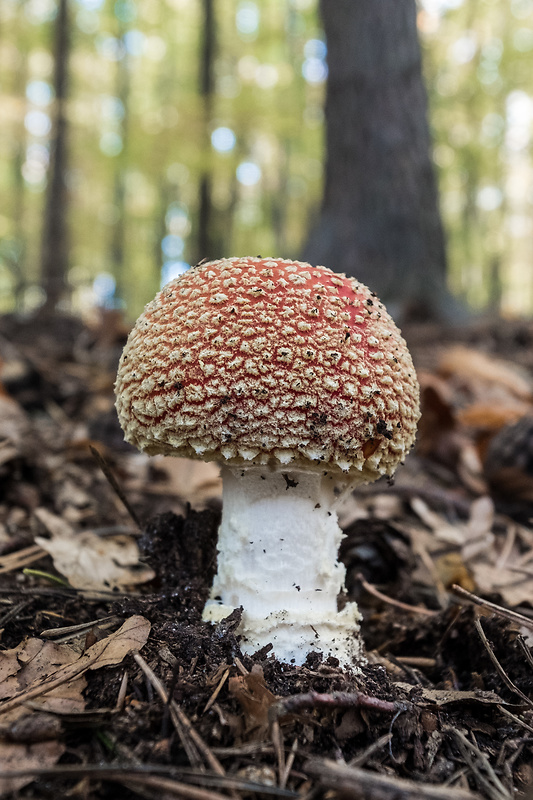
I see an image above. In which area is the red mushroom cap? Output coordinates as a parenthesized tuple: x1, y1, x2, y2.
(115, 257, 420, 481)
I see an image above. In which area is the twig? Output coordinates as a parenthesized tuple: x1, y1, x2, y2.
(118, 775, 228, 800)
(0, 764, 298, 799)
(134, 654, 227, 779)
(234, 657, 248, 675)
(305, 757, 484, 800)
(357, 574, 438, 617)
(496, 705, 533, 736)
(451, 585, 533, 632)
(0, 544, 46, 574)
(269, 690, 398, 724)
(40, 615, 120, 641)
(280, 739, 298, 790)
(518, 635, 533, 671)
(90, 445, 142, 529)
(271, 719, 285, 788)
(211, 742, 274, 758)
(116, 670, 129, 711)
(203, 668, 230, 714)
(473, 614, 533, 709)
(134, 653, 203, 769)
(396, 656, 437, 669)
(444, 726, 511, 800)
(348, 733, 392, 767)
(0, 599, 32, 628)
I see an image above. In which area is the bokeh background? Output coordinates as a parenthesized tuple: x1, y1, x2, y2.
(1, 0, 533, 318)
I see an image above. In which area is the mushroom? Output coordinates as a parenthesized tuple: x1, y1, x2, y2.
(115, 257, 420, 667)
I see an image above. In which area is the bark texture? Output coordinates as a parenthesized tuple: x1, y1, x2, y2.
(196, 0, 216, 263)
(304, 0, 456, 322)
(40, 0, 70, 312)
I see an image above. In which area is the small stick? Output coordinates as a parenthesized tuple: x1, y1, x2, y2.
(0, 545, 46, 574)
(357, 574, 437, 617)
(134, 653, 202, 769)
(473, 615, 533, 709)
(518, 635, 533, 671)
(271, 719, 285, 788)
(0, 764, 298, 798)
(134, 654, 228, 779)
(305, 757, 484, 800)
(90, 445, 142, 530)
(269, 690, 398, 724)
(451, 585, 533, 631)
(116, 671, 129, 712)
(280, 739, 298, 790)
(444, 726, 510, 800)
(203, 668, 230, 714)
(40, 616, 119, 639)
(0, 600, 32, 628)
(348, 733, 392, 767)
(396, 656, 437, 669)
(234, 657, 248, 675)
(497, 704, 533, 736)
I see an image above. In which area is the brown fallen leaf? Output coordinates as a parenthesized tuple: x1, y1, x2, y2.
(228, 666, 277, 739)
(0, 615, 151, 716)
(34, 507, 155, 591)
(394, 683, 517, 709)
(0, 615, 150, 796)
(438, 346, 533, 405)
(0, 639, 85, 797)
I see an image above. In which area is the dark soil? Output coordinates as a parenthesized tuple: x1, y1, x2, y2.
(1, 312, 533, 800)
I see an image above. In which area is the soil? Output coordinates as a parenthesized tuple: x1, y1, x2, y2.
(0, 311, 533, 800)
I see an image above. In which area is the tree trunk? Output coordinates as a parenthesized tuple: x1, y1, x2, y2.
(40, 0, 70, 313)
(195, 0, 216, 263)
(304, 0, 458, 322)
(110, 38, 130, 306)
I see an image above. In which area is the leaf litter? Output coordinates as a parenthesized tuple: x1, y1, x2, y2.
(0, 313, 532, 799)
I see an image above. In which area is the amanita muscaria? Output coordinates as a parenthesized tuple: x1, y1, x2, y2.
(115, 257, 420, 667)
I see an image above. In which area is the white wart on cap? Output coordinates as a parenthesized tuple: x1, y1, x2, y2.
(115, 257, 419, 479)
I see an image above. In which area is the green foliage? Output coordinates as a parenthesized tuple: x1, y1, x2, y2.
(1, 0, 532, 317)
(0, 0, 324, 318)
(420, 0, 533, 315)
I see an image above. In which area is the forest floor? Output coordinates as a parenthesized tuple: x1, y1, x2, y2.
(0, 310, 532, 800)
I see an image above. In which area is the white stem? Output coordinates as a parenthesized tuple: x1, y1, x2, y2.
(203, 466, 363, 667)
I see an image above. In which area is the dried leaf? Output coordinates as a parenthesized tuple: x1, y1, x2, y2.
(0, 616, 149, 796)
(439, 346, 533, 404)
(228, 666, 277, 738)
(394, 683, 514, 708)
(471, 562, 533, 608)
(155, 456, 222, 504)
(410, 497, 464, 546)
(34, 507, 154, 591)
(125, 455, 222, 508)
(0, 736, 65, 797)
(0, 638, 85, 796)
(0, 395, 30, 460)
(0, 615, 151, 716)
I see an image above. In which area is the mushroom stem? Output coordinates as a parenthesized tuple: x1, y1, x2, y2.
(202, 466, 363, 667)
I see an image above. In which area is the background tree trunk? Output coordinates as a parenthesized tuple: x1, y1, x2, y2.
(40, 0, 70, 313)
(110, 33, 130, 306)
(195, 0, 216, 263)
(304, 0, 458, 322)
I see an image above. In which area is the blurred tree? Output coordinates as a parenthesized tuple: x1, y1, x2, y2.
(110, 26, 131, 306)
(40, 0, 70, 313)
(196, 0, 217, 263)
(304, 0, 457, 322)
